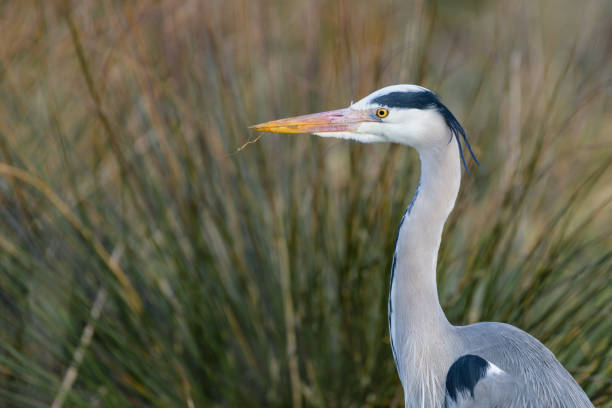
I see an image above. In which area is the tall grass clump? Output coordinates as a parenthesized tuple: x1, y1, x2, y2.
(0, 0, 611, 407)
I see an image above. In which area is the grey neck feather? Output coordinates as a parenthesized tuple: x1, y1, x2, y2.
(389, 135, 462, 403)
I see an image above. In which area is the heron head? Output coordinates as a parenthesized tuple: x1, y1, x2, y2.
(251, 84, 478, 169)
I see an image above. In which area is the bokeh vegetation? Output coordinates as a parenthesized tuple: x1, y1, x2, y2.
(0, 0, 611, 407)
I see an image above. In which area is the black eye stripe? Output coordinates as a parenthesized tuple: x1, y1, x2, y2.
(371, 91, 439, 109)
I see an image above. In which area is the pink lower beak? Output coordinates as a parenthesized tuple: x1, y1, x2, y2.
(250, 108, 371, 134)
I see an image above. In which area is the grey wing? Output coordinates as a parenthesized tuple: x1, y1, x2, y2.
(455, 322, 593, 407)
(444, 354, 535, 408)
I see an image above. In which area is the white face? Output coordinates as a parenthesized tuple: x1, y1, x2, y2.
(320, 85, 451, 149)
(252, 84, 453, 150)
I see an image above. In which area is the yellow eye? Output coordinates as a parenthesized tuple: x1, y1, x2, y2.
(376, 108, 389, 118)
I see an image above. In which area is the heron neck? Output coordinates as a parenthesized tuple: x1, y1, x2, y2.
(391, 137, 461, 333)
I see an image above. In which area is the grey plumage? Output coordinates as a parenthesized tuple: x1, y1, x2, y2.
(449, 323, 592, 407)
(375, 87, 594, 407)
(252, 84, 594, 408)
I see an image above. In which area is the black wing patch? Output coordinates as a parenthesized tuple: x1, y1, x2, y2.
(444, 354, 535, 407)
(445, 354, 489, 402)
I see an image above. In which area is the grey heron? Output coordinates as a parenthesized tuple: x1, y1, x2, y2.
(251, 85, 593, 407)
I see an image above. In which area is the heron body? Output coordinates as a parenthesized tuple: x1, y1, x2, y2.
(252, 85, 593, 407)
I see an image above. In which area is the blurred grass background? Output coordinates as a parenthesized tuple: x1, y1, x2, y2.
(0, 0, 611, 407)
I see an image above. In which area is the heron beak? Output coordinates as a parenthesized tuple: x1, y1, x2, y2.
(250, 108, 370, 134)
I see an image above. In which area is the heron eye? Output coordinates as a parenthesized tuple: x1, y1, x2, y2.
(376, 108, 389, 118)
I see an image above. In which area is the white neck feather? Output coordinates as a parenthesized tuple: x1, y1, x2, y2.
(389, 135, 462, 407)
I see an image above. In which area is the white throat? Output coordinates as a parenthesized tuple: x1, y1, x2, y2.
(389, 135, 462, 407)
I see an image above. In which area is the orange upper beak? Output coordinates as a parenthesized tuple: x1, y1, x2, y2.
(250, 108, 372, 134)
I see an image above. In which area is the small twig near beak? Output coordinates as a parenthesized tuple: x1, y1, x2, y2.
(227, 133, 264, 157)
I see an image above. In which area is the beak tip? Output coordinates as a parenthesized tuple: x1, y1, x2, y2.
(250, 122, 271, 131)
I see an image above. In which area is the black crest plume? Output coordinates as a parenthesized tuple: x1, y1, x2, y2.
(372, 90, 479, 172)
